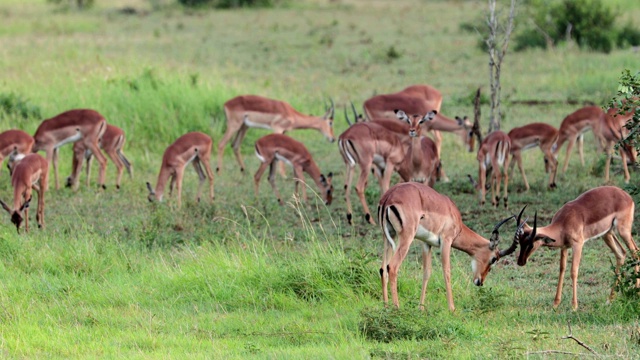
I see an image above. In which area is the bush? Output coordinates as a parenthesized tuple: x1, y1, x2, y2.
(0, 92, 42, 120)
(177, 0, 281, 8)
(514, 0, 640, 53)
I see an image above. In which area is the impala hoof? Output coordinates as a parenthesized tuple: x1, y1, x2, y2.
(347, 213, 352, 225)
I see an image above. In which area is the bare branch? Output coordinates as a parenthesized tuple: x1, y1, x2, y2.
(562, 320, 599, 356)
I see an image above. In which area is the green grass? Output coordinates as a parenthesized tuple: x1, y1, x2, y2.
(0, 0, 639, 358)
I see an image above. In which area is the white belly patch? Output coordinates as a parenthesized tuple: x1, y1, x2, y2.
(244, 117, 273, 130)
(275, 153, 292, 166)
(415, 224, 441, 247)
(55, 131, 82, 149)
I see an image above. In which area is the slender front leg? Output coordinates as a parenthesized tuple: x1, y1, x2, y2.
(419, 243, 433, 310)
(554, 247, 568, 308)
(570, 244, 583, 311)
(293, 166, 307, 203)
(174, 167, 185, 208)
(53, 147, 59, 190)
(440, 244, 455, 312)
(267, 160, 283, 205)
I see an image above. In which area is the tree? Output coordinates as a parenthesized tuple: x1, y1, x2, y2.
(608, 70, 640, 150)
(486, 0, 517, 132)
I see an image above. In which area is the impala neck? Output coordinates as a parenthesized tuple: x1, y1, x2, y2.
(303, 159, 324, 189)
(410, 136, 422, 167)
(290, 111, 325, 130)
(152, 167, 172, 201)
(453, 225, 491, 256)
(532, 224, 564, 248)
(431, 113, 465, 132)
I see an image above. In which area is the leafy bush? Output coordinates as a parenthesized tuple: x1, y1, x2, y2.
(177, 0, 281, 8)
(513, 0, 640, 52)
(612, 251, 640, 302)
(0, 92, 42, 120)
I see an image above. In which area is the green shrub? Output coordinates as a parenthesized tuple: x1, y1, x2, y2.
(0, 92, 42, 120)
(514, 0, 640, 52)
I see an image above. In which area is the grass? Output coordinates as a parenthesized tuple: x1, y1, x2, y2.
(0, 0, 640, 358)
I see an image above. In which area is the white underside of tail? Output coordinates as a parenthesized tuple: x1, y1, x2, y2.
(338, 139, 356, 167)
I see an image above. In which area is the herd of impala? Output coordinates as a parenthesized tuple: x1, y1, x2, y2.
(0, 84, 638, 311)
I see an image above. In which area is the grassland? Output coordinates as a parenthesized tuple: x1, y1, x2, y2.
(0, 0, 639, 358)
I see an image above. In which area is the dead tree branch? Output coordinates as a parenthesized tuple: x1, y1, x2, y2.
(562, 320, 599, 356)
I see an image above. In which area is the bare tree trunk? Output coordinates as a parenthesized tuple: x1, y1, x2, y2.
(486, 0, 517, 133)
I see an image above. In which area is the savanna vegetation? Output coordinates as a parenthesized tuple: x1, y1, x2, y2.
(0, 0, 639, 358)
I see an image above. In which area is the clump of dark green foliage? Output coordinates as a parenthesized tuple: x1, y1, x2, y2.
(514, 0, 640, 53)
(612, 250, 640, 311)
(177, 0, 281, 8)
(608, 70, 640, 153)
(0, 92, 42, 120)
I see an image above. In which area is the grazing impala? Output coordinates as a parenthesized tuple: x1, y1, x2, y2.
(362, 84, 475, 153)
(0, 129, 34, 175)
(0, 153, 48, 233)
(32, 109, 107, 190)
(394, 110, 441, 186)
(253, 134, 333, 205)
(216, 95, 335, 173)
(66, 124, 132, 189)
(378, 182, 522, 311)
(595, 107, 636, 183)
(146, 132, 215, 208)
(507, 122, 559, 190)
(516, 186, 639, 310)
(469, 130, 511, 207)
(554, 106, 605, 173)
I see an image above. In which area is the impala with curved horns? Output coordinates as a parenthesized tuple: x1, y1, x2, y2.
(516, 186, 639, 310)
(378, 182, 522, 312)
(216, 95, 335, 173)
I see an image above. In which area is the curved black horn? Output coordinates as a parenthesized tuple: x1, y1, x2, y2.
(527, 211, 537, 242)
(489, 214, 515, 250)
(350, 101, 359, 122)
(344, 105, 352, 126)
(329, 98, 335, 119)
(516, 205, 527, 226)
(498, 214, 528, 257)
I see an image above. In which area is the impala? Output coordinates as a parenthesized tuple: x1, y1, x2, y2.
(253, 133, 333, 205)
(595, 107, 636, 183)
(378, 182, 522, 311)
(338, 110, 437, 225)
(32, 109, 108, 190)
(362, 84, 475, 153)
(469, 130, 511, 207)
(516, 186, 639, 310)
(216, 95, 335, 173)
(146, 132, 215, 208)
(66, 124, 132, 189)
(0, 129, 34, 175)
(554, 106, 605, 173)
(507, 122, 559, 190)
(0, 153, 48, 233)
(394, 110, 441, 186)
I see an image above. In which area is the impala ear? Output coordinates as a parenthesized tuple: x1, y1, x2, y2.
(19, 198, 31, 212)
(424, 110, 437, 121)
(0, 199, 11, 213)
(394, 109, 409, 122)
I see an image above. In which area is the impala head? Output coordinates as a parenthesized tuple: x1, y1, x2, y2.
(320, 98, 336, 142)
(455, 115, 476, 152)
(0, 197, 30, 233)
(394, 109, 437, 137)
(472, 207, 526, 286)
(319, 173, 334, 205)
(515, 210, 554, 266)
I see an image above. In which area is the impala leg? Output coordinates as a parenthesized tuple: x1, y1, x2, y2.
(578, 133, 585, 166)
(67, 143, 83, 188)
(36, 186, 44, 229)
(380, 161, 395, 194)
(85, 152, 94, 188)
(86, 140, 107, 190)
(553, 247, 568, 308)
(217, 118, 243, 173)
(105, 148, 124, 189)
(603, 232, 626, 302)
(52, 147, 60, 190)
(561, 137, 576, 173)
(231, 125, 250, 173)
(515, 152, 529, 191)
(604, 143, 613, 182)
(293, 166, 307, 203)
(24, 207, 29, 233)
(503, 156, 511, 208)
(493, 161, 502, 208)
(569, 244, 583, 310)
(419, 243, 433, 311)
(543, 148, 558, 188)
(440, 244, 455, 312)
(253, 161, 270, 199)
(343, 163, 355, 224)
(620, 149, 630, 183)
(355, 162, 375, 224)
(388, 233, 413, 308)
(268, 160, 283, 205)
(478, 164, 487, 206)
(192, 159, 206, 202)
(201, 155, 215, 201)
(174, 167, 185, 209)
(380, 231, 395, 306)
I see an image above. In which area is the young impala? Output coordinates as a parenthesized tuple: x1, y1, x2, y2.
(0, 129, 34, 175)
(469, 130, 511, 207)
(146, 132, 215, 208)
(507, 122, 559, 190)
(0, 153, 48, 233)
(554, 106, 605, 173)
(216, 95, 334, 173)
(378, 182, 522, 311)
(594, 107, 637, 183)
(66, 124, 132, 189)
(516, 186, 639, 310)
(32, 109, 107, 190)
(253, 134, 333, 205)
